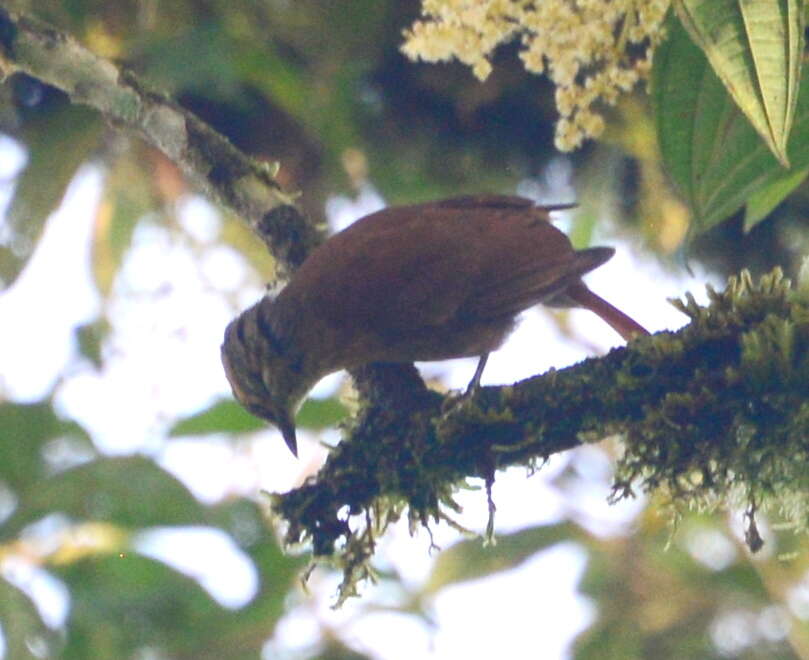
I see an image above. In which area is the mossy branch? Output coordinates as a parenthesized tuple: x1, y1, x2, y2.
(272, 268, 809, 603)
(0, 4, 320, 274)
(8, 6, 807, 605)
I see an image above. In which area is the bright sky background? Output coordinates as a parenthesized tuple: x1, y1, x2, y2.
(0, 135, 720, 659)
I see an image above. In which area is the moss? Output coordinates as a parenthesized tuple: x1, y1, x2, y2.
(273, 267, 809, 603)
(614, 268, 809, 543)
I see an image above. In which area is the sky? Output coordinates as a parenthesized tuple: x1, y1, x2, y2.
(0, 137, 720, 659)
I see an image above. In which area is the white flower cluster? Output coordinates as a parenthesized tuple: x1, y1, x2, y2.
(402, 0, 671, 151)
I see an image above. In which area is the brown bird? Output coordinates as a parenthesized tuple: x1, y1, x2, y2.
(222, 195, 649, 456)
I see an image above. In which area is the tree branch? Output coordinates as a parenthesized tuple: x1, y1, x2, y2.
(271, 269, 809, 602)
(9, 6, 806, 605)
(0, 4, 321, 274)
(0, 7, 427, 453)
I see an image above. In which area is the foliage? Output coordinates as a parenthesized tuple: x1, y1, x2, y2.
(0, 401, 306, 658)
(403, 0, 808, 232)
(653, 10, 809, 233)
(1, 0, 809, 658)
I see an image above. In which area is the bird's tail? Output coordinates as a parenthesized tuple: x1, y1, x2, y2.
(566, 282, 649, 341)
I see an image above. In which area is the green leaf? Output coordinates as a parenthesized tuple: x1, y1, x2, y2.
(1, 456, 208, 539)
(55, 511, 304, 658)
(0, 578, 55, 660)
(56, 554, 227, 659)
(744, 165, 809, 231)
(674, 0, 804, 166)
(0, 401, 92, 489)
(296, 396, 349, 430)
(169, 399, 265, 436)
(574, 514, 774, 659)
(0, 105, 102, 289)
(424, 522, 578, 594)
(652, 14, 809, 232)
(170, 396, 349, 437)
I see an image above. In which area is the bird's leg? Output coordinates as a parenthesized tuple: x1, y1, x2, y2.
(441, 353, 489, 416)
(465, 352, 489, 396)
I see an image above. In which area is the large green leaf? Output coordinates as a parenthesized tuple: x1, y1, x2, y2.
(743, 164, 809, 230)
(169, 399, 265, 436)
(296, 395, 349, 430)
(0, 104, 102, 289)
(653, 14, 809, 232)
(56, 513, 303, 658)
(170, 396, 349, 437)
(674, 0, 804, 166)
(0, 456, 208, 539)
(56, 554, 227, 659)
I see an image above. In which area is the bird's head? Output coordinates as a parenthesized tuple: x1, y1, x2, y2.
(221, 306, 308, 456)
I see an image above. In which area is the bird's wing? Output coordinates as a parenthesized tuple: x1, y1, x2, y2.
(462, 246, 613, 321)
(303, 203, 479, 333)
(295, 196, 608, 334)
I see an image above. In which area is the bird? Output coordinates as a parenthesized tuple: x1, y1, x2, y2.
(221, 194, 649, 456)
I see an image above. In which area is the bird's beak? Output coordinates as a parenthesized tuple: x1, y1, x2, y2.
(279, 415, 298, 457)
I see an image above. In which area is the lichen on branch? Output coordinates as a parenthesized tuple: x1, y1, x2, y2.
(614, 269, 809, 535)
(272, 267, 809, 603)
